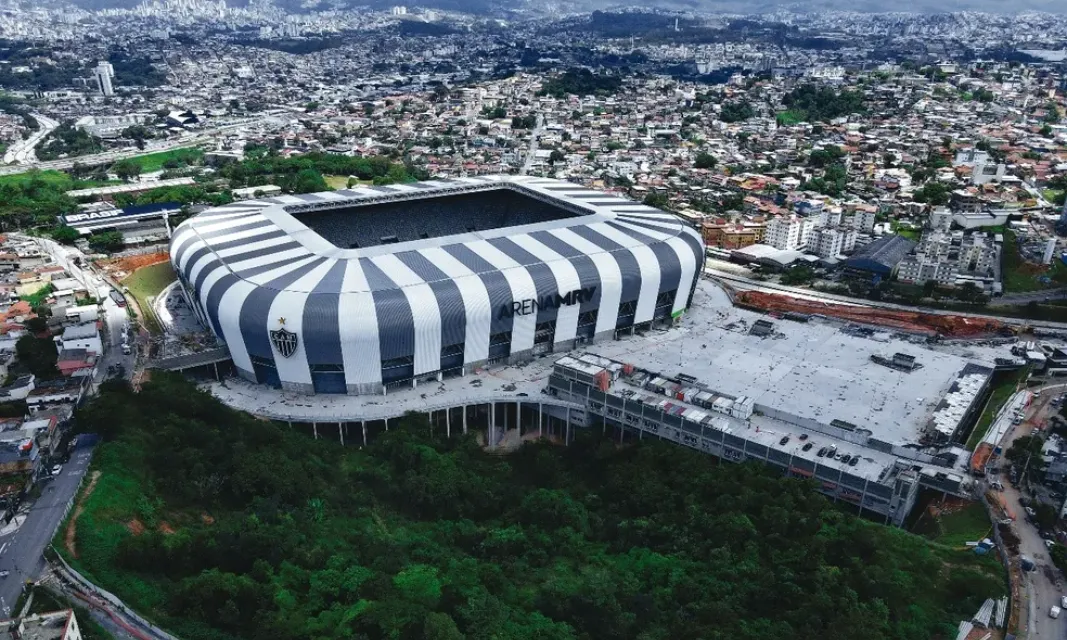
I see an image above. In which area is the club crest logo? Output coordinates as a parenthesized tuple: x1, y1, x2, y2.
(270, 317, 298, 358)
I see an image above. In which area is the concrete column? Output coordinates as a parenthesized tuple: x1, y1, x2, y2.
(338, 422, 344, 446)
(463, 405, 468, 434)
(384, 418, 389, 432)
(313, 423, 318, 440)
(362, 421, 367, 446)
(446, 408, 451, 438)
(213, 362, 219, 380)
(489, 403, 495, 447)
(516, 402, 521, 436)
(565, 407, 571, 445)
(538, 403, 543, 437)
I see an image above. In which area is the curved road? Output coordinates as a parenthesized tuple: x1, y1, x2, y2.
(2, 113, 59, 165)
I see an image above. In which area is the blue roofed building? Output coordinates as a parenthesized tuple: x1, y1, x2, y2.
(843, 235, 915, 283)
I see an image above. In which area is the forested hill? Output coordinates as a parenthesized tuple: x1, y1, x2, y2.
(69, 373, 1005, 640)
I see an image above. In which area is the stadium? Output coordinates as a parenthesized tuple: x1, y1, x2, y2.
(169, 176, 705, 395)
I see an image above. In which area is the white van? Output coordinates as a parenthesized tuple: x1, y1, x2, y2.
(1051, 605, 1061, 619)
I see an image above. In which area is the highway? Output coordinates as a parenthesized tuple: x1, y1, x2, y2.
(706, 267, 1067, 331)
(2, 114, 59, 166)
(0, 441, 93, 618)
(0, 111, 293, 175)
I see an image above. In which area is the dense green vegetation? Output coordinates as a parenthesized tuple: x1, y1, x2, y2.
(538, 68, 623, 98)
(719, 100, 755, 123)
(123, 148, 204, 173)
(15, 334, 58, 379)
(781, 84, 866, 122)
(121, 261, 176, 334)
(88, 230, 125, 254)
(36, 122, 103, 161)
(67, 374, 1005, 640)
(217, 148, 425, 190)
(913, 181, 951, 206)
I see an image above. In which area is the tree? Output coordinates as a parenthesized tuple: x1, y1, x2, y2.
(50, 225, 79, 245)
(643, 192, 669, 210)
(548, 150, 565, 165)
(290, 169, 328, 194)
(913, 182, 950, 206)
(15, 334, 58, 379)
(112, 158, 143, 182)
(87, 230, 124, 253)
(694, 152, 718, 169)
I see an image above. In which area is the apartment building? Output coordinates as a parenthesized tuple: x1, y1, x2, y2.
(764, 215, 815, 251)
(897, 230, 998, 286)
(701, 220, 765, 249)
(806, 227, 858, 259)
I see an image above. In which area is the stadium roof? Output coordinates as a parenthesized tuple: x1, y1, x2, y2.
(171, 175, 703, 296)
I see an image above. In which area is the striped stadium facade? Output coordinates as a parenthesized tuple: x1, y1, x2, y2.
(169, 176, 704, 395)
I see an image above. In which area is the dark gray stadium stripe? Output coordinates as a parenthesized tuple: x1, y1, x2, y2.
(225, 242, 304, 270)
(302, 260, 348, 366)
(193, 258, 228, 293)
(196, 219, 276, 241)
(395, 252, 467, 350)
(406, 181, 441, 189)
(582, 199, 632, 206)
(614, 217, 687, 235)
(443, 244, 515, 336)
(203, 273, 241, 337)
(565, 226, 642, 303)
(368, 185, 401, 193)
(360, 259, 415, 362)
(488, 238, 559, 324)
(604, 221, 661, 245)
(604, 222, 681, 296)
(234, 254, 316, 281)
(359, 257, 398, 291)
(179, 245, 215, 280)
(526, 232, 602, 312)
(239, 258, 328, 362)
(209, 229, 289, 253)
(395, 251, 449, 282)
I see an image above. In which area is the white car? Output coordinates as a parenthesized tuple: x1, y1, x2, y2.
(1061, 595, 1067, 608)
(51, 464, 62, 476)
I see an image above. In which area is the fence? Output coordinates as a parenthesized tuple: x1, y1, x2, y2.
(51, 551, 181, 640)
(978, 487, 1028, 639)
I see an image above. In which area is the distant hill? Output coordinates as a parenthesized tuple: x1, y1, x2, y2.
(58, 0, 1067, 14)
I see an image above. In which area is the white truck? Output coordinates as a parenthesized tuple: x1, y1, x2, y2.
(1050, 605, 1061, 619)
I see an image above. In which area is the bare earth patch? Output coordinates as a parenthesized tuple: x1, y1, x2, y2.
(64, 470, 102, 559)
(126, 519, 145, 536)
(158, 522, 176, 535)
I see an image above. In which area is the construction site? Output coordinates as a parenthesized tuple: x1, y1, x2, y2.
(733, 289, 1012, 339)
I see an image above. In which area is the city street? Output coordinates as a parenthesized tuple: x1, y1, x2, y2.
(999, 383, 1067, 638)
(0, 441, 93, 618)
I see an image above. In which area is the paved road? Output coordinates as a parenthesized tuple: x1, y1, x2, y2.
(0, 442, 93, 618)
(991, 288, 1067, 307)
(2, 114, 59, 165)
(519, 114, 544, 176)
(997, 383, 1067, 639)
(0, 111, 290, 175)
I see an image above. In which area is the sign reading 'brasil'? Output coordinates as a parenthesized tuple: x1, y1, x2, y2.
(498, 286, 597, 320)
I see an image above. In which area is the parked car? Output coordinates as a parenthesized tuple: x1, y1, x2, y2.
(802, 443, 813, 452)
(849, 457, 859, 467)
(779, 436, 790, 446)
(799, 434, 808, 441)
(816, 447, 827, 457)
(1050, 605, 1060, 619)
(1060, 595, 1067, 608)
(51, 465, 62, 476)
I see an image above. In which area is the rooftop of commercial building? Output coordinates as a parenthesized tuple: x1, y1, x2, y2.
(205, 278, 989, 455)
